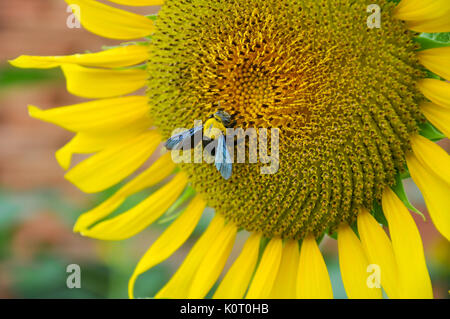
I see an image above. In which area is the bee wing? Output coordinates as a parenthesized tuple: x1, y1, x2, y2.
(215, 135, 232, 180)
(215, 135, 223, 171)
(165, 126, 203, 150)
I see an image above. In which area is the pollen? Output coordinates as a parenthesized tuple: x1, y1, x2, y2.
(148, 0, 425, 239)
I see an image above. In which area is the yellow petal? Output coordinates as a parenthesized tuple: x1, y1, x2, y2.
(417, 47, 450, 81)
(246, 237, 283, 299)
(65, 131, 160, 193)
(407, 154, 450, 241)
(270, 240, 299, 299)
(213, 232, 261, 299)
(382, 188, 433, 298)
(9, 45, 149, 69)
(357, 208, 400, 299)
(411, 134, 450, 185)
(297, 234, 333, 299)
(56, 133, 99, 170)
(338, 224, 382, 299)
(417, 79, 450, 109)
(65, 0, 154, 39)
(155, 214, 225, 299)
(56, 130, 144, 170)
(61, 64, 147, 99)
(28, 96, 151, 133)
(74, 153, 175, 232)
(81, 173, 188, 240)
(394, 0, 450, 32)
(107, 0, 163, 6)
(420, 102, 450, 139)
(128, 195, 205, 299)
(188, 222, 237, 298)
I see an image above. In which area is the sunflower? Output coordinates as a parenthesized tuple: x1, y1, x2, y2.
(10, 0, 450, 299)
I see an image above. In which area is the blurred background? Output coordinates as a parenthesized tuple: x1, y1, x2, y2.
(0, 0, 448, 299)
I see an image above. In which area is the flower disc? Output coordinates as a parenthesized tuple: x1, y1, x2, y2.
(148, 0, 425, 239)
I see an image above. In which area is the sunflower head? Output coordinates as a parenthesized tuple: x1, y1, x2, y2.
(149, 0, 426, 239)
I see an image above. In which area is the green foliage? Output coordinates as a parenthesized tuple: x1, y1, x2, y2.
(419, 121, 446, 142)
(421, 32, 450, 43)
(371, 201, 389, 227)
(158, 186, 196, 224)
(0, 65, 61, 89)
(415, 32, 450, 50)
(0, 189, 173, 299)
(12, 256, 110, 298)
(391, 175, 425, 220)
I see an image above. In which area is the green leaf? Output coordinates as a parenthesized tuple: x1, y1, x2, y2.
(415, 32, 450, 51)
(399, 167, 411, 179)
(414, 37, 450, 50)
(316, 231, 326, 244)
(419, 121, 446, 142)
(257, 237, 270, 260)
(157, 186, 196, 224)
(391, 174, 425, 220)
(327, 229, 337, 240)
(371, 201, 389, 227)
(350, 221, 360, 238)
(422, 32, 450, 43)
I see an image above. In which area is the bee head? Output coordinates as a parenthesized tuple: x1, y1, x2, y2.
(213, 110, 233, 127)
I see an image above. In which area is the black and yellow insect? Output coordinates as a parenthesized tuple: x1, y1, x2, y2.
(164, 110, 235, 180)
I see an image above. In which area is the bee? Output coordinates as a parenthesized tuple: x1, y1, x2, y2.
(164, 109, 236, 180)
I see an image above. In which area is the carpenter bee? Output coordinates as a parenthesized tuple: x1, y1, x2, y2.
(164, 109, 236, 180)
